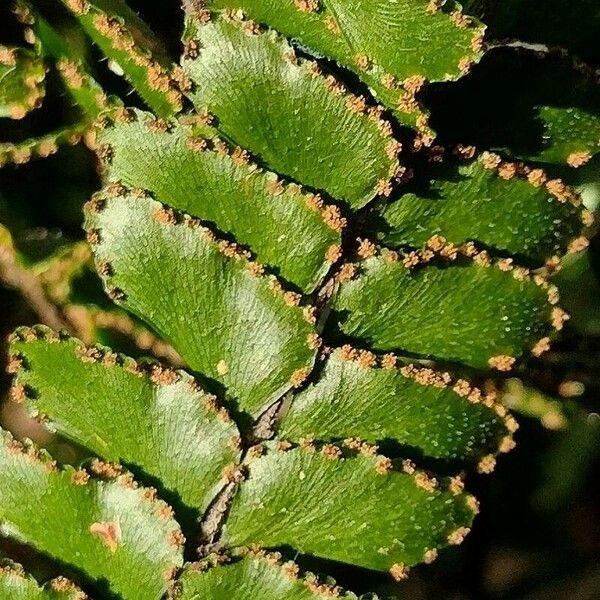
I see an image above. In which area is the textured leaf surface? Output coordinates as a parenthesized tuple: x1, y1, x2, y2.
(85, 191, 317, 415)
(426, 48, 600, 165)
(177, 553, 356, 600)
(204, 0, 483, 82)
(332, 255, 554, 369)
(9, 326, 240, 513)
(182, 13, 398, 209)
(280, 348, 510, 461)
(98, 109, 341, 291)
(376, 155, 587, 263)
(61, 0, 182, 117)
(0, 46, 45, 119)
(204, 0, 483, 130)
(222, 447, 475, 571)
(0, 430, 183, 600)
(0, 562, 84, 600)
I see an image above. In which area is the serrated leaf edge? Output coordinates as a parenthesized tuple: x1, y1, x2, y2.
(0, 428, 184, 585)
(170, 546, 362, 598)
(83, 186, 320, 389)
(399, 145, 594, 262)
(0, 45, 46, 119)
(182, 9, 405, 205)
(285, 344, 518, 469)
(94, 107, 348, 279)
(0, 560, 88, 599)
(230, 440, 479, 575)
(62, 0, 186, 114)
(7, 324, 239, 446)
(335, 242, 566, 370)
(0, 122, 92, 167)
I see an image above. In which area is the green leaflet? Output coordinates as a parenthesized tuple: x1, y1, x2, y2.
(0, 46, 45, 119)
(203, 0, 484, 83)
(8, 325, 240, 514)
(182, 13, 399, 210)
(2, 2, 115, 168)
(61, 0, 182, 117)
(16, 1, 112, 118)
(222, 447, 475, 572)
(376, 155, 587, 264)
(331, 255, 555, 370)
(280, 348, 511, 461)
(1, 1, 569, 592)
(203, 0, 484, 131)
(0, 123, 89, 167)
(474, 0, 600, 66)
(0, 430, 183, 600)
(177, 553, 357, 599)
(426, 47, 600, 165)
(0, 562, 83, 600)
(85, 190, 317, 416)
(98, 109, 341, 292)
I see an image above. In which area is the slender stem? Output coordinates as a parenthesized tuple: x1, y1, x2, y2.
(0, 244, 71, 332)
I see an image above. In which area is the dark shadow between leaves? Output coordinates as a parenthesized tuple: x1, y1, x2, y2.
(0, 535, 118, 600)
(421, 46, 600, 160)
(275, 546, 409, 598)
(118, 460, 200, 560)
(323, 305, 523, 384)
(474, 0, 600, 67)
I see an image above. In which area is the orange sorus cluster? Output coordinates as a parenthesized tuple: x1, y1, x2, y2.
(84, 191, 321, 371)
(65, 0, 185, 111)
(0, 47, 45, 119)
(330, 344, 517, 460)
